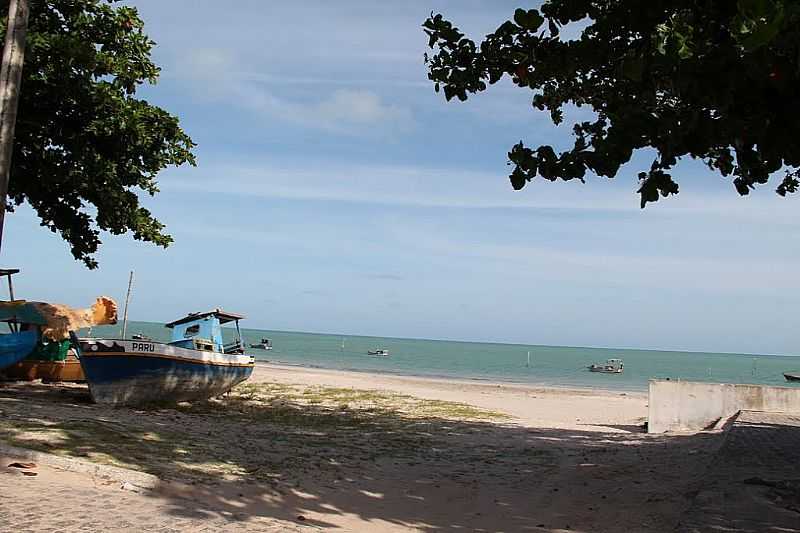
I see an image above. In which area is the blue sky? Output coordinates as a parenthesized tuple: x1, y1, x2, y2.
(5, 1, 800, 355)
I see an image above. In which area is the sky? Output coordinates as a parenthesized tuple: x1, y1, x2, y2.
(5, 1, 800, 355)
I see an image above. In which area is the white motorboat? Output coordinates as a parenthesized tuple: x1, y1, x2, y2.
(588, 358, 624, 373)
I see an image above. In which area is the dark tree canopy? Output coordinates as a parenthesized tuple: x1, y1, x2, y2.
(1, 0, 195, 268)
(424, 1, 800, 207)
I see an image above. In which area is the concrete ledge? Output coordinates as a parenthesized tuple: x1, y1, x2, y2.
(648, 379, 800, 433)
(0, 441, 159, 490)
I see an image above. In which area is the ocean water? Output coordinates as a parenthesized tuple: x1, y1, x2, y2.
(83, 320, 800, 392)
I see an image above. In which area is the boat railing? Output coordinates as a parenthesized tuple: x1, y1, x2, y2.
(223, 340, 244, 354)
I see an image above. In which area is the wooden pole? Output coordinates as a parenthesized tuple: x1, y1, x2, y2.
(121, 270, 134, 338)
(4, 270, 13, 331)
(0, 0, 29, 254)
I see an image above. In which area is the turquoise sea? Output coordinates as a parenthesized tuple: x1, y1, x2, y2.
(85, 320, 800, 392)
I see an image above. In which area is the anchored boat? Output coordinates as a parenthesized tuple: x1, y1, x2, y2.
(78, 309, 255, 405)
(249, 338, 272, 350)
(368, 349, 389, 356)
(784, 372, 800, 382)
(588, 358, 624, 374)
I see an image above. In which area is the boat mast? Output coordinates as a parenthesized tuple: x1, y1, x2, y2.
(121, 270, 134, 338)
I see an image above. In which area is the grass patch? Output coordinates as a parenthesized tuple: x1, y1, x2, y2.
(412, 399, 512, 421)
(206, 383, 508, 421)
(175, 382, 509, 430)
(0, 380, 513, 483)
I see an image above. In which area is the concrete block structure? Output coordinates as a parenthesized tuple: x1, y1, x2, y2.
(648, 379, 800, 433)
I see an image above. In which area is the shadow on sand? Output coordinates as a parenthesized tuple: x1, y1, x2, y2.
(676, 414, 800, 533)
(0, 381, 724, 532)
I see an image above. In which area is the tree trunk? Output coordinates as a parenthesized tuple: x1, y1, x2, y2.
(0, 0, 29, 254)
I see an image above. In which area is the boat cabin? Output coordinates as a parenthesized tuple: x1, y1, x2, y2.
(0, 269, 20, 333)
(0, 269, 55, 370)
(588, 358, 624, 373)
(165, 309, 245, 354)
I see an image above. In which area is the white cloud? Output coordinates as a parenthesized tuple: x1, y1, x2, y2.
(175, 48, 413, 134)
(158, 156, 800, 221)
(402, 229, 800, 292)
(160, 158, 619, 209)
(316, 89, 409, 125)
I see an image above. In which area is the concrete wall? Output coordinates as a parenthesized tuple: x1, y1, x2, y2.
(648, 379, 800, 433)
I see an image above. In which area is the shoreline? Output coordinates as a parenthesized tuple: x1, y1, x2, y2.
(252, 362, 648, 431)
(254, 360, 648, 397)
(254, 357, 650, 393)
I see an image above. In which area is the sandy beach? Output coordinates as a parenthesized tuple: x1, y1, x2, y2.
(252, 363, 649, 432)
(0, 364, 722, 532)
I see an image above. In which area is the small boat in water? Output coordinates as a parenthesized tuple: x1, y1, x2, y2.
(78, 309, 255, 405)
(131, 332, 152, 341)
(784, 373, 800, 382)
(249, 338, 272, 350)
(588, 358, 624, 373)
(368, 349, 389, 356)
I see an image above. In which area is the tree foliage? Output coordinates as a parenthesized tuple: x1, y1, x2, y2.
(423, 1, 800, 207)
(1, 0, 195, 268)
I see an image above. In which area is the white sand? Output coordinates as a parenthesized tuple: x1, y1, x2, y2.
(1, 367, 721, 532)
(252, 363, 648, 432)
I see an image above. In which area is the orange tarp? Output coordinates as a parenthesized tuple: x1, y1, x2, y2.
(24, 297, 118, 341)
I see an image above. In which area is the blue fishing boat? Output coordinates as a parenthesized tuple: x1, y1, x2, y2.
(0, 269, 44, 371)
(0, 328, 39, 371)
(78, 309, 255, 405)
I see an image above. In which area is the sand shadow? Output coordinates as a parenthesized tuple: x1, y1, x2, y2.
(0, 380, 724, 532)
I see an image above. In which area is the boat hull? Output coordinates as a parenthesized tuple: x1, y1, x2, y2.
(1, 354, 84, 382)
(0, 330, 39, 371)
(784, 373, 800, 382)
(589, 366, 622, 374)
(78, 339, 254, 405)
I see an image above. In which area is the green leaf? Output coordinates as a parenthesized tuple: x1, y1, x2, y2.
(424, 1, 800, 208)
(513, 9, 544, 31)
(548, 18, 559, 37)
(5, 0, 196, 268)
(620, 56, 644, 81)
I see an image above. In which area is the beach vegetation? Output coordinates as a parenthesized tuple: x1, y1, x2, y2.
(0, 381, 510, 482)
(1, 0, 195, 268)
(424, 1, 800, 207)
